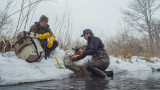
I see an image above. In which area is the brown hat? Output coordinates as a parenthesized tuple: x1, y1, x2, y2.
(39, 15, 48, 22)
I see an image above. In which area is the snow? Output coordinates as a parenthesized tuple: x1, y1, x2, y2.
(1, 48, 160, 85)
(107, 56, 160, 74)
(0, 48, 73, 85)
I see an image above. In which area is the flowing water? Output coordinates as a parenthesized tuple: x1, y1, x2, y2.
(0, 71, 160, 90)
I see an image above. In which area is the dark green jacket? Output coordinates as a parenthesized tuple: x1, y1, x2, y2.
(29, 22, 53, 35)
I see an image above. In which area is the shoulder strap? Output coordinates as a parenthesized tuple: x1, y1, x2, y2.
(30, 37, 38, 55)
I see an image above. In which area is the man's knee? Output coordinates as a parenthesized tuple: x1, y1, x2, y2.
(85, 64, 94, 72)
(46, 40, 58, 53)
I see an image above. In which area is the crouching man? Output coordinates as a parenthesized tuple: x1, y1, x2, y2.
(29, 15, 58, 58)
(69, 29, 110, 78)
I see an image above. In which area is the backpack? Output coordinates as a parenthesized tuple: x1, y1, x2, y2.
(12, 31, 45, 63)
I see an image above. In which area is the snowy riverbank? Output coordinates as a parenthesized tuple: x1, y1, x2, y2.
(1, 48, 160, 85)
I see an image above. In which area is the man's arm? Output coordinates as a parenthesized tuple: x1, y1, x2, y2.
(75, 37, 99, 60)
(83, 37, 99, 55)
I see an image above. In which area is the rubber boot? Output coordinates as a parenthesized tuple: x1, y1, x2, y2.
(104, 71, 113, 77)
(87, 66, 107, 78)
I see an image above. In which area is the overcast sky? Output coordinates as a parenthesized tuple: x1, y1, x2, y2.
(1, 0, 130, 39)
(35, 0, 130, 37)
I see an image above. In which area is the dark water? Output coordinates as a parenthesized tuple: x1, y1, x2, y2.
(0, 71, 160, 90)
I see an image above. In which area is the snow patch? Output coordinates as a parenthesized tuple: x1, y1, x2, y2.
(0, 48, 73, 85)
(107, 56, 160, 74)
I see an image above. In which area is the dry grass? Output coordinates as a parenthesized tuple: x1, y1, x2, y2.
(105, 31, 160, 60)
(139, 57, 155, 63)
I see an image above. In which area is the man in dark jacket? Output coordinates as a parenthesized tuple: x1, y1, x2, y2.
(29, 15, 58, 58)
(69, 29, 110, 78)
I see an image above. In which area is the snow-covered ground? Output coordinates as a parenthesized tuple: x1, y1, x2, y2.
(108, 56, 160, 74)
(1, 48, 160, 85)
(0, 48, 73, 85)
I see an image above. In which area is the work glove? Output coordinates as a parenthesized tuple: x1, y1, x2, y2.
(74, 49, 83, 56)
(47, 35, 56, 48)
(69, 55, 77, 62)
(39, 32, 50, 39)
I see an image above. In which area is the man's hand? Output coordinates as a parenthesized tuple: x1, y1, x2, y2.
(69, 55, 77, 62)
(47, 40, 53, 48)
(39, 32, 50, 39)
(47, 35, 56, 48)
(74, 49, 83, 56)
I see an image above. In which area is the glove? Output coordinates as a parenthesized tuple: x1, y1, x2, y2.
(39, 32, 50, 39)
(69, 55, 77, 62)
(47, 35, 56, 48)
(74, 49, 83, 56)
(39, 34, 44, 39)
(51, 34, 56, 40)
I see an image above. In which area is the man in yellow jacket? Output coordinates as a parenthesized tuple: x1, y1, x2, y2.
(29, 15, 58, 58)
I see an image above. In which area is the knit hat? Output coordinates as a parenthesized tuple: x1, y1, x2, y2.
(39, 15, 48, 22)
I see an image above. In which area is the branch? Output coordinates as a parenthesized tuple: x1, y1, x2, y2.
(3, 0, 43, 21)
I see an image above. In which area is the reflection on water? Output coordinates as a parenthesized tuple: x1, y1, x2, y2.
(109, 71, 160, 89)
(0, 71, 160, 90)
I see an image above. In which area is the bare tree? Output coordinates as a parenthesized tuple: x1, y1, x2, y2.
(14, 0, 43, 36)
(0, 0, 44, 37)
(152, 19, 160, 50)
(54, 0, 73, 50)
(0, 0, 46, 53)
(122, 0, 160, 50)
(0, 0, 13, 37)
